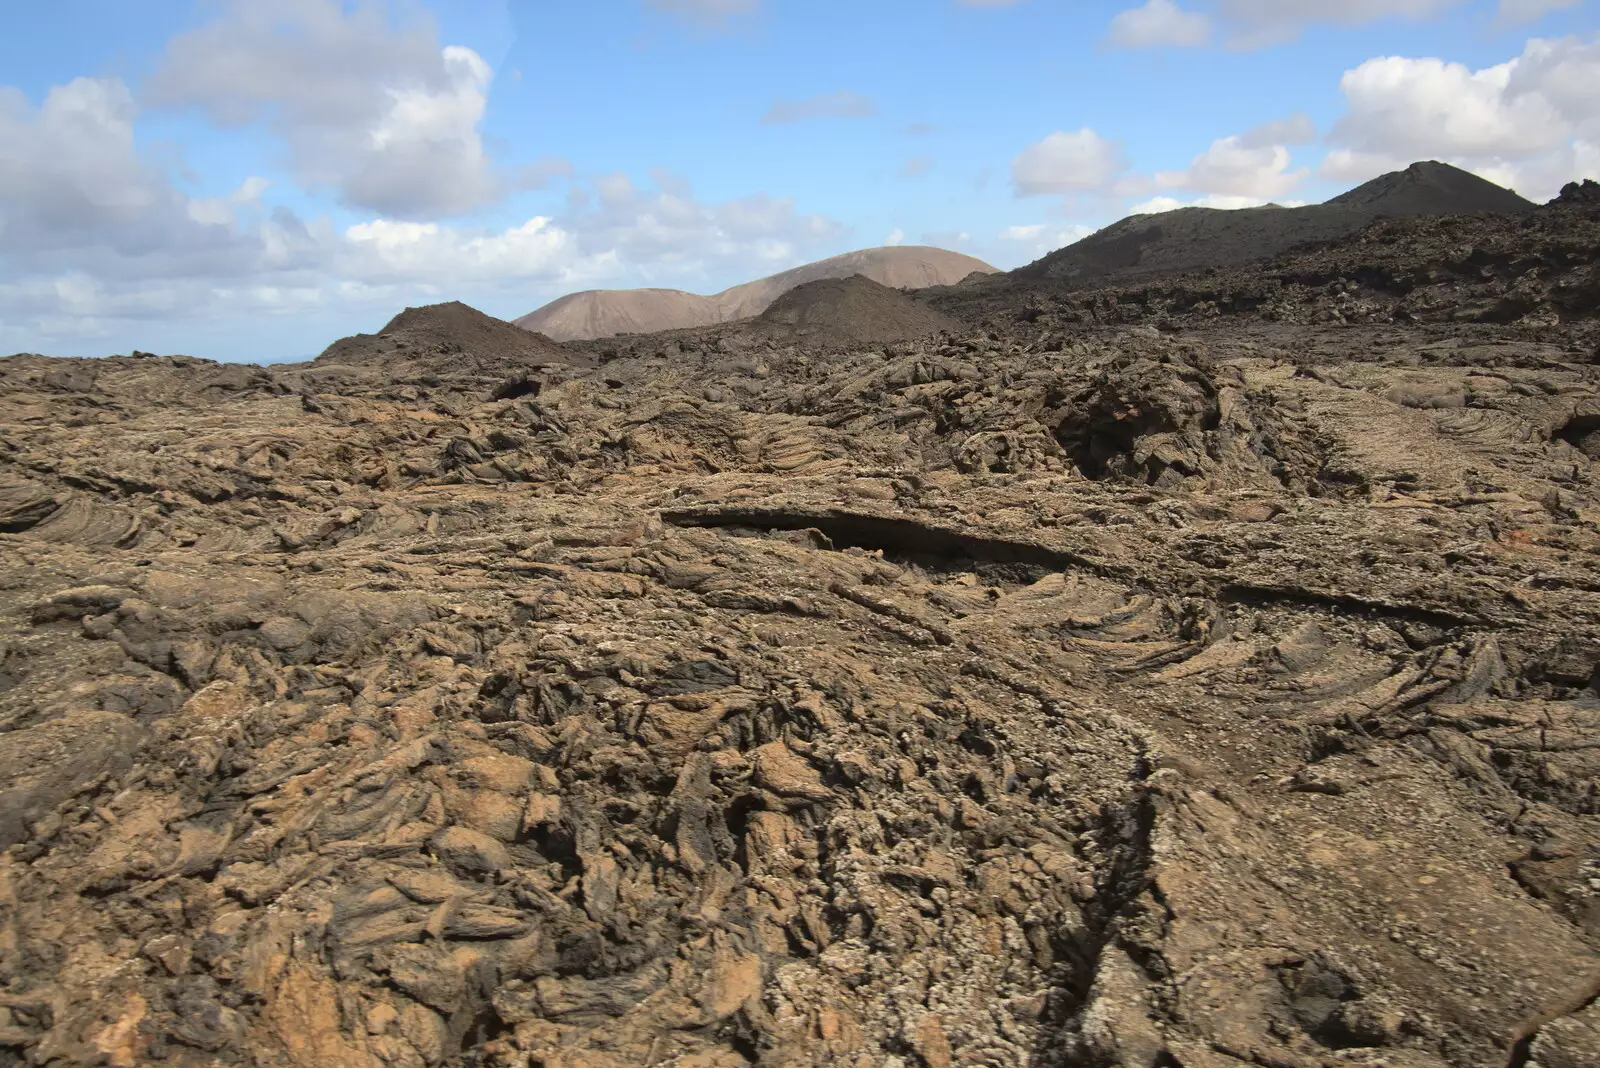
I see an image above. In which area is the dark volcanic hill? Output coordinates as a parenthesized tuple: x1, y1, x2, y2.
(929, 178, 1600, 352)
(1013, 161, 1535, 289)
(753, 273, 966, 347)
(1324, 159, 1534, 216)
(316, 300, 579, 373)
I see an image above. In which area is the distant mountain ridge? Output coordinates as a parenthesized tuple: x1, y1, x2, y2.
(515, 246, 997, 341)
(1016, 161, 1535, 288)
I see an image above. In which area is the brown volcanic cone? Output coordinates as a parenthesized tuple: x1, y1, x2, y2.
(753, 273, 966, 347)
(316, 301, 579, 372)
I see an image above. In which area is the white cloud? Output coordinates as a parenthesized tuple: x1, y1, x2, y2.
(760, 90, 876, 124)
(0, 76, 306, 284)
(1157, 139, 1310, 198)
(1509, 34, 1600, 139)
(1130, 193, 1301, 214)
(1332, 55, 1567, 159)
(1497, 0, 1583, 25)
(1105, 1, 1212, 49)
(999, 222, 1096, 257)
(147, 0, 499, 218)
(1011, 129, 1125, 195)
(186, 176, 273, 226)
(1130, 197, 1186, 214)
(899, 155, 934, 179)
(342, 216, 576, 284)
(0, 72, 845, 348)
(553, 173, 844, 280)
(886, 228, 906, 245)
(1093, 114, 1311, 213)
(1324, 35, 1600, 199)
(645, 0, 759, 28)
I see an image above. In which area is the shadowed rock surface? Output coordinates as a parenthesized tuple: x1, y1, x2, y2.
(0, 179, 1598, 1068)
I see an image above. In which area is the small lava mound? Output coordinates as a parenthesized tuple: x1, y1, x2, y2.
(753, 274, 966, 347)
(315, 301, 579, 371)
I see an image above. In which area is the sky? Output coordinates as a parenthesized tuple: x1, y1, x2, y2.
(1, 0, 1597, 363)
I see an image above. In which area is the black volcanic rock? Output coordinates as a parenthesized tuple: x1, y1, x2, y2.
(1557, 178, 1600, 206)
(1326, 160, 1534, 216)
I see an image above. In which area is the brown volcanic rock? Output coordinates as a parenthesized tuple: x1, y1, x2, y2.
(752, 273, 966, 347)
(2, 178, 1600, 1068)
(516, 245, 997, 340)
(316, 300, 580, 373)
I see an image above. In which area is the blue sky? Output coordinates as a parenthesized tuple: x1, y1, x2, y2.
(1, 0, 1596, 363)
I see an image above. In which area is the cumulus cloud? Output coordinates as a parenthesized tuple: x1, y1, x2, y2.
(1067, 114, 1311, 212)
(1331, 55, 1567, 158)
(1155, 137, 1310, 198)
(1105, 0, 1212, 49)
(1323, 35, 1600, 199)
(1011, 129, 1125, 195)
(342, 217, 574, 285)
(0, 75, 308, 283)
(1009, 120, 1305, 206)
(645, 0, 759, 28)
(0, 75, 335, 346)
(146, 0, 500, 218)
(555, 172, 844, 279)
(886, 228, 906, 246)
(0, 67, 846, 347)
(760, 90, 876, 125)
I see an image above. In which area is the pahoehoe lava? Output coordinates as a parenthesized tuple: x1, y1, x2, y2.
(0, 169, 1599, 1067)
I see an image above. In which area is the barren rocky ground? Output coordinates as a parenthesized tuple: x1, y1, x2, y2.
(0, 184, 1598, 1068)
